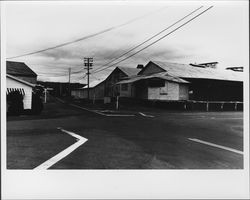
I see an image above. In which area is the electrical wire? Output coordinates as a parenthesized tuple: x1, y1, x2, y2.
(92, 6, 213, 75)
(6, 7, 168, 60)
(91, 6, 203, 73)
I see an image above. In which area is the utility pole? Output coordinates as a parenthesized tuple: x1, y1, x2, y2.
(84, 57, 93, 100)
(68, 68, 71, 97)
(44, 88, 47, 103)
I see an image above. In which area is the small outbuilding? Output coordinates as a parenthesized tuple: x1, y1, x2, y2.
(117, 72, 190, 101)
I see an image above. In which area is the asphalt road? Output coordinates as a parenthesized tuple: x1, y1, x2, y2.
(7, 99, 243, 169)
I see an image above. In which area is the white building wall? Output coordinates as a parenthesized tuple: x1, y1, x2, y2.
(7, 77, 33, 109)
(148, 81, 179, 100)
(179, 84, 189, 100)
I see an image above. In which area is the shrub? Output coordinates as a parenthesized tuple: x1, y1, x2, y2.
(32, 92, 44, 115)
(7, 91, 24, 115)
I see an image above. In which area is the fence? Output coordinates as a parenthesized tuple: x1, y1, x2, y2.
(118, 97, 243, 111)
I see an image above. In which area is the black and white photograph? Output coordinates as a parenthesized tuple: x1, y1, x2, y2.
(1, 0, 249, 199)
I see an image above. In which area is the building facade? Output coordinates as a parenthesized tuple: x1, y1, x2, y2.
(137, 61, 244, 101)
(7, 74, 35, 110)
(104, 66, 141, 97)
(117, 72, 189, 101)
(71, 79, 105, 100)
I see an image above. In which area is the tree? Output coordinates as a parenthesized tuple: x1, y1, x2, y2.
(32, 91, 44, 115)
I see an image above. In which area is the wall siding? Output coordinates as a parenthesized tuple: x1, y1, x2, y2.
(93, 83, 105, 99)
(7, 77, 33, 109)
(14, 76, 37, 84)
(148, 81, 179, 100)
(119, 83, 134, 97)
(71, 82, 105, 100)
(104, 68, 127, 97)
(179, 84, 189, 100)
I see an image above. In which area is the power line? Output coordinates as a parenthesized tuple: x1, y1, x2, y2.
(91, 6, 203, 73)
(36, 68, 84, 78)
(6, 7, 168, 60)
(92, 6, 213, 75)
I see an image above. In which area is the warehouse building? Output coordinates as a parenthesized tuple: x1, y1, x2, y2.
(117, 61, 243, 102)
(71, 78, 105, 100)
(71, 66, 141, 101)
(104, 66, 141, 98)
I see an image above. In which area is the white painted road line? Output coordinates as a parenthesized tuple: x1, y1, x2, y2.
(34, 128, 88, 170)
(105, 114, 135, 117)
(69, 103, 106, 116)
(70, 103, 135, 117)
(139, 112, 155, 118)
(188, 138, 243, 155)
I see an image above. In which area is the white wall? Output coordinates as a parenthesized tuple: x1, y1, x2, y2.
(179, 84, 189, 100)
(148, 81, 179, 100)
(7, 77, 33, 109)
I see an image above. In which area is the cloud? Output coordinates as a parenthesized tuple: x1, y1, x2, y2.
(33, 42, 195, 83)
(41, 48, 82, 60)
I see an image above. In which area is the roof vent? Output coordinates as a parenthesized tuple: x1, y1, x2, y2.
(137, 64, 144, 69)
(226, 67, 243, 72)
(190, 62, 218, 68)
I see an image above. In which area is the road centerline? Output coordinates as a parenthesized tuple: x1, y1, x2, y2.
(34, 128, 88, 170)
(188, 138, 243, 155)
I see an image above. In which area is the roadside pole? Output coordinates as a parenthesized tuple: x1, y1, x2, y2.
(93, 94, 95, 105)
(84, 58, 93, 101)
(44, 88, 47, 103)
(68, 68, 71, 97)
(116, 96, 119, 110)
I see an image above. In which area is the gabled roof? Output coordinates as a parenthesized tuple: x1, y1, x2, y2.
(116, 72, 189, 85)
(148, 61, 244, 82)
(82, 78, 105, 89)
(7, 61, 37, 77)
(117, 66, 141, 77)
(7, 74, 35, 87)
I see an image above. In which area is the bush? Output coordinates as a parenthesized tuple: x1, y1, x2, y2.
(7, 91, 24, 115)
(32, 93, 44, 114)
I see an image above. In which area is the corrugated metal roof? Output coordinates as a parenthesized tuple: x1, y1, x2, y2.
(152, 61, 244, 82)
(82, 78, 105, 89)
(117, 66, 141, 76)
(7, 74, 35, 87)
(117, 72, 189, 84)
(7, 61, 37, 77)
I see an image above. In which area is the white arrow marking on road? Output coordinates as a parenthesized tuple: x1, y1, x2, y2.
(188, 138, 243, 155)
(139, 112, 155, 118)
(34, 128, 88, 170)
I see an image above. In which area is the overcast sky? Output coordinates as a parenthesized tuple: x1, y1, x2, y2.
(3, 1, 248, 84)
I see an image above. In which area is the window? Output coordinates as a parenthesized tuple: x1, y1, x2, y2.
(160, 82, 168, 95)
(148, 79, 165, 87)
(121, 83, 128, 91)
